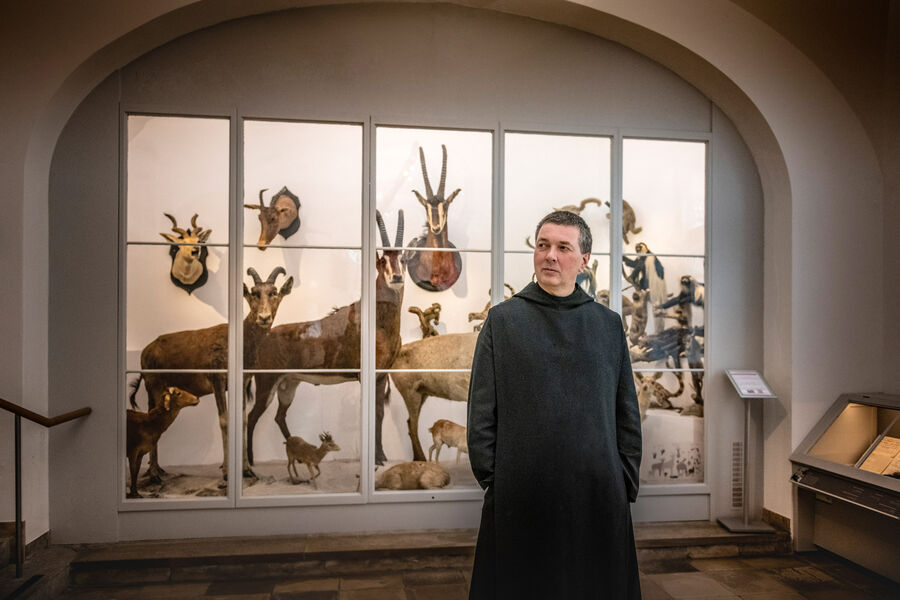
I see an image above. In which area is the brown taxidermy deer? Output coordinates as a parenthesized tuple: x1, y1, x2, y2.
(129, 266, 293, 484)
(246, 211, 405, 467)
(405, 145, 462, 292)
(390, 332, 478, 461)
(634, 371, 684, 419)
(428, 419, 468, 464)
(375, 461, 450, 490)
(244, 187, 301, 249)
(160, 213, 212, 294)
(285, 432, 341, 488)
(126, 386, 200, 498)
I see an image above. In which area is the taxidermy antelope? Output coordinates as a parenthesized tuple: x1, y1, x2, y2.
(285, 432, 341, 488)
(129, 266, 293, 484)
(246, 211, 405, 467)
(244, 187, 301, 249)
(375, 461, 450, 490)
(634, 371, 684, 420)
(406, 145, 462, 292)
(126, 386, 199, 498)
(390, 332, 478, 461)
(160, 213, 212, 294)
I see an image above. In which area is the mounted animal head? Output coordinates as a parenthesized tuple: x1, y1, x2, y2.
(244, 187, 301, 249)
(412, 145, 460, 236)
(318, 431, 341, 452)
(243, 266, 294, 329)
(375, 209, 405, 293)
(160, 213, 212, 294)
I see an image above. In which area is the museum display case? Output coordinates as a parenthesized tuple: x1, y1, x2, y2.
(790, 393, 900, 581)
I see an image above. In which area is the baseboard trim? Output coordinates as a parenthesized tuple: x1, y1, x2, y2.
(762, 508, 791, 533)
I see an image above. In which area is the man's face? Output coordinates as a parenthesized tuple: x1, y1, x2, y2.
(533, 223, 590, 296)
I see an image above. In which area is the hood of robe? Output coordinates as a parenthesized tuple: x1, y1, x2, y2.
(515, 281, 595, 308)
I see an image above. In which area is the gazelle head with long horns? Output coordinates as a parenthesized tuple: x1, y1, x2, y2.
(412, 145, 460, 236)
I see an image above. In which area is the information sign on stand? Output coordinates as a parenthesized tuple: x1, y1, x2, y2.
(719, 369, 777, 533)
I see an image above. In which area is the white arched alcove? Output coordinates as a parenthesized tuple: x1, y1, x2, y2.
(0, 0, 884, 545)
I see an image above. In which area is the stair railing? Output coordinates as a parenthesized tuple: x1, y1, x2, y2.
(0, 397, 91, 578)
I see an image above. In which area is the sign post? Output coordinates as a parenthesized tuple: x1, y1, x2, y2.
(719, 369, 777, 533)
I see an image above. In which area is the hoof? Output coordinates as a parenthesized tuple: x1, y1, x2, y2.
(126, 491, 142, 499)
(243, 468, 258, 483)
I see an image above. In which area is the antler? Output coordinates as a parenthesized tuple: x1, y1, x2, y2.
(246, 267, 263, 285)
(394, 209, 404, 248)
(375, 210, 391, 248)
(163, 213, 187, 237)
(189, 213, 201, 235)
(266, 266, 286, 284)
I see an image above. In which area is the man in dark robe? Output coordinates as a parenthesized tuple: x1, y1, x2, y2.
(467, 210, 643, 599)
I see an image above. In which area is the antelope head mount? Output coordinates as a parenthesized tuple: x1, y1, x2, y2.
(160, 213, 212, 294)
(412, 145, 460, 237)
(244, 186, 301, 249)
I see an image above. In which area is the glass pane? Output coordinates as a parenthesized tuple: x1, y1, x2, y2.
(623, 138, 706, 255)
(127, 116, 229, 244)
(504, 252, 611, 305)
(376, 126, 493, 251)
(126, 246, 229, 371)
(379, 371, 479, 489)
(810, 403, 880, 466)
(504, 133, 612, 253)
(398, 251, 492, 339)
(125, 374, 227, 499)
(243, 379, 361, 496)
(623, 256, 705, 371)
(243, 120, 362, 248)
(247, 248, 362, 371)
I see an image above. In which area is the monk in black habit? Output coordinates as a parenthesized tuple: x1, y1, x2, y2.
(467, 211, 643, 599)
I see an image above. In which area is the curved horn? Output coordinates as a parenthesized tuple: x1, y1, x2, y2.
(375, 210, 391, 248)
(437, 144, 448, 199)
(258, 188, 268, 208)
(246, 267, 262, 285)
(163, 213, 187, 236)
(418, 147, 434, 199)
(266, 266, 286, 284)
(190, 213, 200, 234)
(394, 209, 404, 248)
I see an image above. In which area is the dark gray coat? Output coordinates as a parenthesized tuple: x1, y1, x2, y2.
(467, 282, 642, 599)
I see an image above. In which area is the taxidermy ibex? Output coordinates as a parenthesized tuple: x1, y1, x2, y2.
(160, 213, 212, 294)
(406, 145, 463, 292)
(246, 211, 405, 467)
(244, 186, 301, 249)
(129, 266, 293, 485)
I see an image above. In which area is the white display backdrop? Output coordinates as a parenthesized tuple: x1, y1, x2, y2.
(505, 133, 612, 253)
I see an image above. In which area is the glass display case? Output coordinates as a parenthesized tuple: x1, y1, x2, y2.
(790, 393, 900, 582)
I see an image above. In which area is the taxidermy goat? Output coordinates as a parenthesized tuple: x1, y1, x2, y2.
(468, 284, 515, 331)
(126, 386, 200, 498)
(285, 432, 341, 488)
(428, 419, 468, 464)
(604, 199, 643, 244)
(244, 186, 301, 249)
(409, 303, 441, 338)
(130, 266, 293, 485)
(375, 461, 451, 490)
(406, 145, 463, 292)
(160, 213, 212, 294)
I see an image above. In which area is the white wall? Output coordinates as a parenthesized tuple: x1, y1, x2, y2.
(48, 3, 762, 541)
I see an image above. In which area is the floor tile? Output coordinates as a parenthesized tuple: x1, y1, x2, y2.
(689, 558, 748, 572)
(648, 572, 736, 598)
(735, 592, 806, 600)
(273, 591, 339, 600)
(402, 569, 464, 586)
(340, 574, 404, 590)
(405, 583, 469, 600)
(275, 578, 340, 593)
(207, 579, 275, 595)
(641, 559, 700, 574)
(640, 576, 675, 600)
(338, 588, 407, 600)
(706, 569, 797, 596)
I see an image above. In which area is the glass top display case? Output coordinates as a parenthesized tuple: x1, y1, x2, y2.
(790, 393, 900, 519)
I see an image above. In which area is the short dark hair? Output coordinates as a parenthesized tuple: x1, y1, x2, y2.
(534, 210, 592, 254)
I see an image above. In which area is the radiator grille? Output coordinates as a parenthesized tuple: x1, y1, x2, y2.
(732, 441, 744, 508)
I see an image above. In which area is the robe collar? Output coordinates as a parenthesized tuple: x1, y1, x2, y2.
(516, 282, 594, 308)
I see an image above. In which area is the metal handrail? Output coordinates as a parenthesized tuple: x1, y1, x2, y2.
(1, 396, 91, 579)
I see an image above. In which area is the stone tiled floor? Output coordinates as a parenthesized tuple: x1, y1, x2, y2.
(60, 550, 898, 599)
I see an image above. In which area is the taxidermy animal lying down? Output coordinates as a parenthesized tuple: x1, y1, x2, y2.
(126, 386, 200, 499)
(285, 432, 341, 489)
(375, 461, 451, 490)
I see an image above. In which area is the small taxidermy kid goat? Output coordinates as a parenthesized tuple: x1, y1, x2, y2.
(285, 432, 341, 488)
